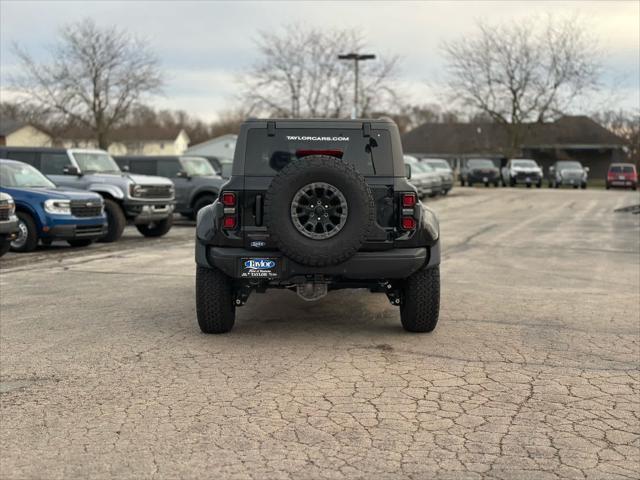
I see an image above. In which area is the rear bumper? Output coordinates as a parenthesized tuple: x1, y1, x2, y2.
(196, 242, 440, 281)
(608, 180, 637, 187)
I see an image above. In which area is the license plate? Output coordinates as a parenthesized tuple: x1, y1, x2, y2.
(619, 175, 625, 180)
(526, 177, 531, 182)
(569, 180, 575, 184)
(240, 258, 279, 279)
(483, 177, 488, 182)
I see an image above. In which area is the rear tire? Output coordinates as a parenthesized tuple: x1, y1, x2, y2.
(99, 199, 126, 243)
(192, 194, 217, 218)
(196, 266, 235, 334)
(136, 215, 173, 237)
(67, 239, 93, 248)
(11, 211, 38, 253)
(400, 266, 440, 333)
(460, 178, 465, 187)
(581, 183, 587, 189)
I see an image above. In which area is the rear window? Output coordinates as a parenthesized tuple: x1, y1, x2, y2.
(245, 128, 393, 176)
(609, 165, 635, 173)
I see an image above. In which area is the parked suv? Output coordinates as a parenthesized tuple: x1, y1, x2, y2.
(0, 192, 19, 257)
(548, 161, 588, 189)
(423, 158, 454, 194)
(0, 159, 107, 252)
(460, 158, 500, 187)
(606, 163, 638, 190)
(195, 118, 441, 334)
(501, 158, 543, 188)
(404, 155, 442, 197)
(0, 147, 175, 242)
(115, 155, 225, 219)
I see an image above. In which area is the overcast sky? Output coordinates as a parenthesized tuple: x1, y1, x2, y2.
(1, 0, 638, 121)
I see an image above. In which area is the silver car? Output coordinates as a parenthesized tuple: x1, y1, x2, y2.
(405, 156, 443, 198)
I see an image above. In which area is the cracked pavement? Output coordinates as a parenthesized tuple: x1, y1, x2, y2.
(1, 188, 639, 479)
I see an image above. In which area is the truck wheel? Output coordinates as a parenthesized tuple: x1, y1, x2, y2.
(581, 183, 587, 189)
(136, 215, 173, 237)
(510, 177, 516, 187)
(192, 194, 217, 218)
(460, 178, 465, 187)
(196, 266, 235, 333)
(400, 266, 440, 333)
(11, 212, 38, 253)
(67, 239, 93, 247)
(265, 155, 374, 267)
(0, 237, 10, 257)
(99, 199, 126, 243)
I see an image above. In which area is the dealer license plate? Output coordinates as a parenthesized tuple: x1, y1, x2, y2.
(240, 258, 279, 279)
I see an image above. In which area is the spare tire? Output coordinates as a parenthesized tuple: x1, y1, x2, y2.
(265, 155, 374, 266)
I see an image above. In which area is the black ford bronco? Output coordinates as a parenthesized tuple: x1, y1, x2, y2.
(195, 118, 441, 333)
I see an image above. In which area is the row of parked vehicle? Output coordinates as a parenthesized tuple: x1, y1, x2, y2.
(0, 146, 230, 256)
(403, 155, 454, 198)
(426, 156, 638, 190)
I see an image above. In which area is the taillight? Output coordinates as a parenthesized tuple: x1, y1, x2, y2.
(222, 192, 236, 206)
(399, 192, 418, 231)
(223, 216, 236, 229)
(221, 191, 238, 230)
(402, 217, 416, 230)
(402, 193, 417, 208)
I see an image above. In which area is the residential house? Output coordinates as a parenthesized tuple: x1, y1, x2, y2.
(60, 126, 190, 155)
(0, 118, 52, 147)
(184, 134, 237, 162)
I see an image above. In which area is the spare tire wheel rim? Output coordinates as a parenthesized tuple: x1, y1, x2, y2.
(290, 182, 348, 240)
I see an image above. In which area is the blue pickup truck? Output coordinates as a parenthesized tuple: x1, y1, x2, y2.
(0, 159, 107, 252)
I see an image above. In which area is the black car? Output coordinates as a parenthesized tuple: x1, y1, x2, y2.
(460, 158, 500, 187)
(195, 118, 441, 334)
(115, 155, 226, 219)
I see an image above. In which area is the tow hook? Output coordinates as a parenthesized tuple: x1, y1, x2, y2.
(385, 282, 402, 306)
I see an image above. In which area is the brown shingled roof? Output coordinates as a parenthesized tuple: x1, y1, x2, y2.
(402, 116, 625, 155)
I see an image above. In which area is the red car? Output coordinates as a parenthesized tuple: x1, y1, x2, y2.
(606, 163, 637, 190)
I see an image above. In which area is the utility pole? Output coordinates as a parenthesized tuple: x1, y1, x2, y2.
(338, 53, 376, 119)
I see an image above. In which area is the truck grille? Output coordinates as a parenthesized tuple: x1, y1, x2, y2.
(70, 200, 103, 218)
(138, 185, 173, 199)
(0, 208, 10, 221)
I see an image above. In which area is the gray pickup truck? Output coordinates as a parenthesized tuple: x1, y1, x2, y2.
(115, 155, 225, 219)
(0, 147, 175, 242)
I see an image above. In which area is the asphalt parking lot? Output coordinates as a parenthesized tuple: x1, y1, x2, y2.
(1, 187, 639, 479)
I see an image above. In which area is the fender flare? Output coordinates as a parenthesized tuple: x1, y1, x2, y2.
(88, 184, 125, 200)
(14, 201, 46, 231)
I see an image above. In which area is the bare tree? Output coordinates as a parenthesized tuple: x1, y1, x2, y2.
(593, 110, 640, 162)
(442, 15, 601, 153)
(240, 24, 400, 118)
(12, 18, 163, 149)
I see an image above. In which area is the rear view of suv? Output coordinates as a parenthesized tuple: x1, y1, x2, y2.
(606, 163, 638, 190)
(0, 147, 175, 241)
(195, 118, 441, 334)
